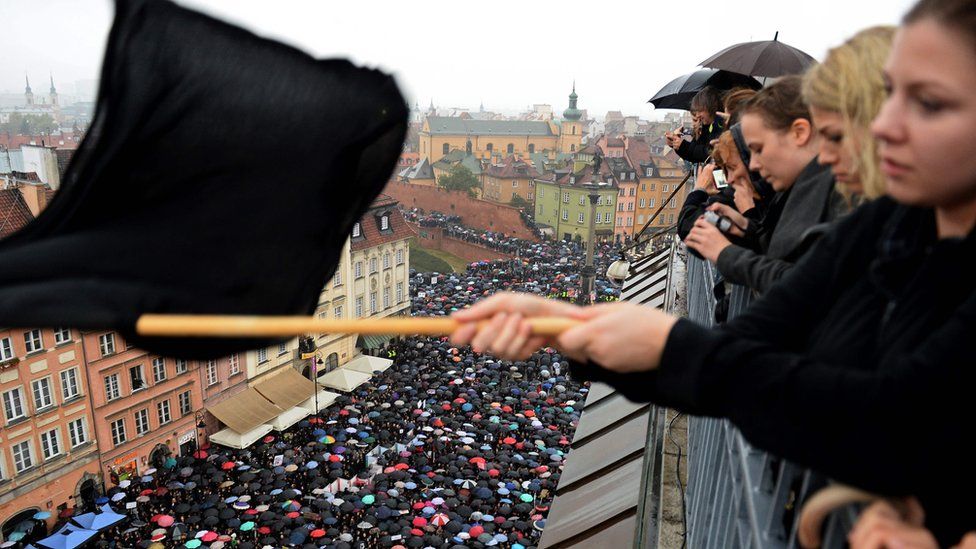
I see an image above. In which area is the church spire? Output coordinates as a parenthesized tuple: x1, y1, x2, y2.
(25, 74, 34, 106)
(49, 73, 59, 107)
(563, 81, 581, 121)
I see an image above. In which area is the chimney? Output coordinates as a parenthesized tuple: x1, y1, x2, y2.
(19, 184, 48, 217)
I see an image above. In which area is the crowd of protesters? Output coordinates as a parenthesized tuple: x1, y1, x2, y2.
(447, 0, 976, 547)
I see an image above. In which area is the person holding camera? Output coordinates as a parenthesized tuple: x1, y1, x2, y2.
(666, 86, 725, 164)
(684, 76, 846, 294)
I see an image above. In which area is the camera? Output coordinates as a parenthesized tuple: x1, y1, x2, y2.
(712, 168, 728, 189)
(702, 210, 734, 233)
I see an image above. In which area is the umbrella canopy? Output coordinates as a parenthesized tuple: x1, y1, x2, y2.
(0, 0, 408, 360)
(649, 68, 762, 110)
(700, 32, 817, 78)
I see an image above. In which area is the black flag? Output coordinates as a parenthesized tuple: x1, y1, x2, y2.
(0, 0, 407, 359)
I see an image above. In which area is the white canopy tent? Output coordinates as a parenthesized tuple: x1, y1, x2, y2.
(316, 367, 372, 392)
(209, 424, 274, 449)
(303, 389, 341, 413)
(343, 355, 393, 375)
(268, 405, 310, 432)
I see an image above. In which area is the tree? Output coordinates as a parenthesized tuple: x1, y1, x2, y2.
(437, 164, 479, 197)
(1, 113, 58, 136)
(509, 194, 530, 209)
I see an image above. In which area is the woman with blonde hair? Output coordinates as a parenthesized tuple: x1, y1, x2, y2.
(803, 26, 896, 199)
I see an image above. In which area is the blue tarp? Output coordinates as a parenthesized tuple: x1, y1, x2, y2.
(70, 504, 126, 531)
(36, 523, 99, 549)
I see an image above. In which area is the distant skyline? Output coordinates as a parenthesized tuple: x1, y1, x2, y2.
(1, 0, 915, 119)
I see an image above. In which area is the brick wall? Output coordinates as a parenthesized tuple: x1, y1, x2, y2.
(384, 181, 539, 241)
(411, 224, 513, 264)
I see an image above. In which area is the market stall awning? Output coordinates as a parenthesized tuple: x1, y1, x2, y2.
(343, 355, 393, 375)
(208, 424, 274, 450)
(206, 388, 280, 434)
(253, 367, 318, 410)
(36, 524, 98, 549)
(269, 405, 311, 432)
(70, 504, 126, 531)
(303, 389, 341, 413)
(316, 367, 372, 392)
(356, 334, 391, 350)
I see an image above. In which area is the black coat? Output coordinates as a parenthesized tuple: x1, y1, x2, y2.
(675, 117, 725, 164)
(571, 197, 976, 544)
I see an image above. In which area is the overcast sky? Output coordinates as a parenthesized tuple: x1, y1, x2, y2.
(1, 0, 915, 118)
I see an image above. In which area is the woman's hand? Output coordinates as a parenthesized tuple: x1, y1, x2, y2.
(694, 163, 719, 195)
(665, 131, 684, 151)
(706, 203, 749, 237)
(556, 302, 678, 373)
(848, 500, 936, 549)
(448, 292, 679, 372)
(448, 292, 585, 361)
(685, 216, 733, 263)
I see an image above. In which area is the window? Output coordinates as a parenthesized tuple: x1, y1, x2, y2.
(511, 180, 518, 188)
(646, 168, 653, 176)
(135, 409, 150, 435)
(334, 305, 343, 319)
(68, 418, 87, 447)
(369, 257, 378, 273)
(333, 268, 342, 287)
(638, 215, 645, 224)
(662, 184, 669, 192)
(3, 387, 25, 421)
(104, 374, 120, 401)
(157, 400, 172, 425)
(650, 183, 656, 191)
(12, 440, 33, 472)
(649, 198, 656, 208)
(152, 357, 166, 383)
(129, 365, 146, 392)
(578, 195, 585, 206)
(641, 183, 647, 192)
(32, 378, 53, 410)
(60, 368, 80, 401)
(24, 329, 43, 353)
(669, 213, 675, 224)
(618, 188, 625, 197)
(257, 348, 268, 363)
(53, 437, 80, 469)
(629, 187, 636, 196)
(396, 248, 404, 265)
(528, 144, 535, 153)
(352, 222, 362, 238)
(486, 143, 493, 152)
(377, 214, 389, 232)
(206, 360, 218, 386)
(99, 333, 116, 356)
(396, 282, 404, 303)
(561, 209, 568, 221)
(617, 216, 622, 226)
(110, 418, 126, 447)
(383, 286, 390, 308)
(618, 203, 624, 212)
(179, 391, 192, 416)
(383, 253, 391, 269)
(577, 212, 585, 224)
(604, 212, 612, 223)
(595, 214, 601, 225)
(369, 291, 377, 313)
(354, 261, 363, 278)
(54, 327, 71, 344)
(175, 359, 188, 374)
(0, 337, 12, 362)
(639, 198, 646, 208)
(561, 192, 569, 203)
(442, 143, 450, 155)
(355, 296, 364, 316)
(670, 198, 677, 208)
(606, 196, 612, 206)
(229, 354, 240, 375)
(507, 143, 514, 154)
(628, 202, 635, 211)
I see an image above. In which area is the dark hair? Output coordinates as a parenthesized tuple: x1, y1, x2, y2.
(740, 75, 811, 132)
(689, 86, 721, 116)
(723, 87, 759, 126)
(904, 0, 976, 50)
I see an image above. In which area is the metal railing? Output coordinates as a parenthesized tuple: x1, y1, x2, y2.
(682, 254, 857, 549)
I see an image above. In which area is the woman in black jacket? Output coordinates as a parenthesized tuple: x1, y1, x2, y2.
(666, 86, 725, 164)
(447, 0, 976, 542)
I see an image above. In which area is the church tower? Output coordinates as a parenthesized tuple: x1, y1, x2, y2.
(25, 75, 34, 106)
(559, 82, 583, 154)
(49, 74, 58, 107)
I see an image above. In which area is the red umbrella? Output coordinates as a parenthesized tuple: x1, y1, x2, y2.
(310, 529, 326, 538)
(394, 463, 409, 471)
(524, 410, 536, 418)
(470, 525, 485, 537)
(412, 502, 425, 510)
(441, 404, 451, 411)
(502, 437, 516, 445)
(328, 455, 342, 462)
(141, 489, 155, 496)
(150, 514, 164, 523)
(452, 397, 465, 404)
(221, 461, 235, 470)
(410, 528, 424, 536)
(157, 515, 174, 527)
(339, 409, 349, 416)
(262, 436, 275, 443)
(155, 487, 169, 496)
(412, 517, 427, 527)
(286, 511, 300, 518)
(192, 450, 208, 459)
(257, 527, 271, 535)
(488, 469, 500, 477)
(431, 513, 449, 527)
(201, 532, 218, 542)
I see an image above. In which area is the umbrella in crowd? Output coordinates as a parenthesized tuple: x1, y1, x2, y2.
(700, 31, 818, 78)
(649, 68, 763, 110)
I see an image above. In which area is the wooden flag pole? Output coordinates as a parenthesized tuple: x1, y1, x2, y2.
(135, 314, 582, 338)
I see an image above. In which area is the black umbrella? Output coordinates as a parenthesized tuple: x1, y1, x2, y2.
(700, 32, 817, 78)
(648, 68, 762, 110)
(0, 0, 407, 360)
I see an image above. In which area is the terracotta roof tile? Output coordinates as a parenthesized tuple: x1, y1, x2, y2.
(0, 188, 36, 240)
